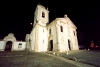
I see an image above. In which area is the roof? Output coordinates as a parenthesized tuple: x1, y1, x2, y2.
(47, 14, 77, 29)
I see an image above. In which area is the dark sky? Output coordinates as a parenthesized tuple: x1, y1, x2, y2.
(0, 1, 100, 42)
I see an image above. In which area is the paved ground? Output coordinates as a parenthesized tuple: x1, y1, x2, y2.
(0, 51, 97, 67)
(58, 50, 100, 67)
(0, 51, 79, 67)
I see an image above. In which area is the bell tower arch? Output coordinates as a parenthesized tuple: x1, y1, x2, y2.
(33, 4, 49, 27)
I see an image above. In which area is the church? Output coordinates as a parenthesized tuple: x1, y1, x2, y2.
(25, 4, 79, 52)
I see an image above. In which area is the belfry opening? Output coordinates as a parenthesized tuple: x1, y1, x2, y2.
(5, 41, 13, 51)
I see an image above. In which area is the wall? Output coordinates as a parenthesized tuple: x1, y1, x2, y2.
(13, 42, 26, 51)
(37, 5, 49, 24)
(29, 34, 32, 50)
(34, 5, 49, 26)
(25, 34, 30, 50)
(55, 19, 79, 52)
(0, 41, 5, 51)
(56, 21, 69, 52)
(30, 28, 36, 51)
(51, 24, 58, 51)
(38, 25, 48, 52)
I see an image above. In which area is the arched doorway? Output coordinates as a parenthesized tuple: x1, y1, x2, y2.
(48, 35, 53, 51)
(5, 41, 13, 51)
(68, 39, 71, 50)
(49, 40, 53, 51)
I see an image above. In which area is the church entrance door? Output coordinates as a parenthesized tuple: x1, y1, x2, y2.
(5, 41, 13, 51)
(68, 39, 71, 50)
(50, 40, 53, 51)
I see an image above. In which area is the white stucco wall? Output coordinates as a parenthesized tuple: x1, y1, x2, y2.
(38, 26, 48, 52)
(51, 24, 58, 51)
(25, 34, 30, 50)
(13, 42, 26, 51)
(56, 21, 68, 52)
(0, 41, 26, 51)
(37, 5, 49, 23)
(0, 41, 5, 51)
(34, 5, 49, 27)
(31, 5, 79, 52)
(30, 29, 35, 51)
(54, 18, 79, 52)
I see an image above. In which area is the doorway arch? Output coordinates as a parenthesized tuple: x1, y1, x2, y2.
(5, 41, 13, 51)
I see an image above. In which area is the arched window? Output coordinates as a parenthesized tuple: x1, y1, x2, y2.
(60, 26, 63, 32)
(42, 12, 45, 18)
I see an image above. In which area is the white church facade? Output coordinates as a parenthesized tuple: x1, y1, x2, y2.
(25, 4, 79, 52)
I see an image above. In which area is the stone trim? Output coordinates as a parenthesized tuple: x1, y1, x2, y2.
(47, 19, 57, 29)
(37, 24, 47, 28)
(67, 18, 77, 29)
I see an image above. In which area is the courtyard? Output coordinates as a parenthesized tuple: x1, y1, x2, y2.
(59, 50, 100, 67)
(0, 51, 97, 67)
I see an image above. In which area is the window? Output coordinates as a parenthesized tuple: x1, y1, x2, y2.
(43, 29, 44, 32)
(60, 26, 63, 32)
(42, 12, 45, 18)
(49, 29, 51, 34)
(18, 43, 22, 48)
(43, 39, 44, 43)
(73, 31, 75, 36)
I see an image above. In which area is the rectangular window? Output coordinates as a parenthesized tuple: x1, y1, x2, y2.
(60, 26, 63, 32)
(43, 39, 44, 43)
(49, 29, 51, 34)
(18, 43, 22, 48)
(43, 29, 44, 32)
(73, 31, 75, 36)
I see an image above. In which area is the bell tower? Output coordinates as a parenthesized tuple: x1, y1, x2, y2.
(33, 4, 49, 27)
(32, 4, 49, 52)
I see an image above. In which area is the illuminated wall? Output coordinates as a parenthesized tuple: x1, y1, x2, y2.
(29, 4, 79, 52)
(12, 42, 26, 51)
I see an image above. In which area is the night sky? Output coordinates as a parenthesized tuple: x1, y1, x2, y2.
(0, 1, 100, 43)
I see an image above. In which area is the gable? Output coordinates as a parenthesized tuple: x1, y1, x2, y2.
(56, 17, 77, 29)
(47, 19, 57, 29)
(67, 18, 77, 29)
